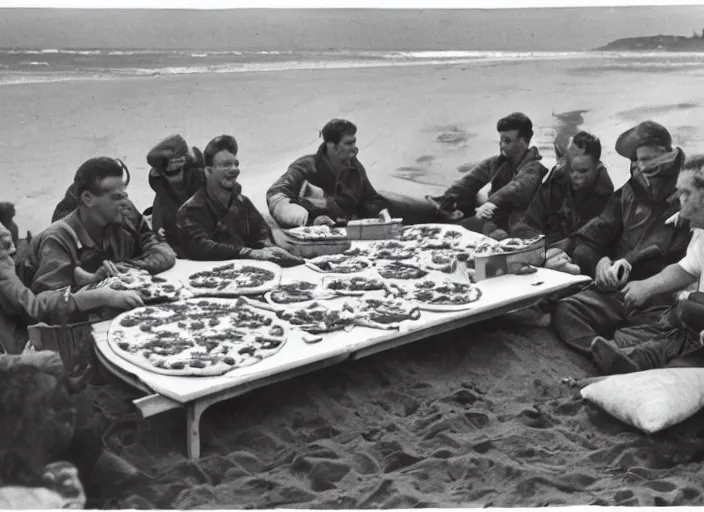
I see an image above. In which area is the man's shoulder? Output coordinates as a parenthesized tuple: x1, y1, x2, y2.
(179, 187, 208, 211)
(289, 153, 317, 171)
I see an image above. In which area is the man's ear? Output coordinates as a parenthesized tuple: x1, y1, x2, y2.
(205, 166, 213, 178)
(80, 190, 94, 207)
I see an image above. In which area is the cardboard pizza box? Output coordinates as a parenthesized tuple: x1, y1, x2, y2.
(473, 236, 546, 281)
(345, 209, 403, 240)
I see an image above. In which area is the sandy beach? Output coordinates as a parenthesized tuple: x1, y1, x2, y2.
(4, 54, 704, 507)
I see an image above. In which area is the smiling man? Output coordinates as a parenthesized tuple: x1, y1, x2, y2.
(266, 119, 391, 228)
(146, 134, 205, 257)
(512, 130, 614, 273)
(591, 155, 704, 374)
(428, 112, 548, 240)
(177, 135, 302, 266)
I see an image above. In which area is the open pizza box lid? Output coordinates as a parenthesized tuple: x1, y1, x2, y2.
(346, 210, 403, 240)
(473, 235, 547, 281)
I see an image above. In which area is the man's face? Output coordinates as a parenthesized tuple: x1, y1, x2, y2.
(677, 170, 704, 228)
(635, 145, 667, 176)
(327, 134, 358, 162)
(163, 155, 187, 183)
(0, 223, 15, 257)
(207, 149, 240, 190)
(499, 129, 528, 160)
(83, 176, 129, 225)
(568, 153, 599, 191)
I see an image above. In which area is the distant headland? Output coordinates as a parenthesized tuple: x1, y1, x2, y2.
(596, 30, 704, 51)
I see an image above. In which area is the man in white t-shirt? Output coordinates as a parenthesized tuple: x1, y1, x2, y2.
(592, 155, 704, 374)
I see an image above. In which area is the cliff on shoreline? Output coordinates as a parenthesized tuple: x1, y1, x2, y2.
(596, 31, 704, 51)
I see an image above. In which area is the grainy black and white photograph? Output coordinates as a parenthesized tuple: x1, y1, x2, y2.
(2, 0, 704, 508)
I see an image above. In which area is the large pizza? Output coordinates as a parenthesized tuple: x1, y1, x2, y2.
(107, 298, 289, 376)
(84, 267, 185, 303)
(409, 279, 483, 311)
(400, 224, 465, 244)
(305, 254, 372, 274)
(186, 260, 281, 296)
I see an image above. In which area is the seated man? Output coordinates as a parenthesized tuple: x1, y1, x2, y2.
(147, 134, 205, 257)
(28, 157, 176, 294)
(512, 131, 614, 274)
(177, 135, 302, 266)
(0, 222, 142, 353)
(428, 112, 548, 240)
(552, 121, 691, 354)
(266, 119, 391, 228)
(591, 156, 704, 374)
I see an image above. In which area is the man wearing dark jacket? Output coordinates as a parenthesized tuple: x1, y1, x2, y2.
(177, 135, 302, 266)
(29, 157, 176, 294)
(266, 119, 390, 228)
(552, 121, 692, 354)
(429, 112, 548, 240)
(513, 130, 614, 273)
(146, 134, 205, 257)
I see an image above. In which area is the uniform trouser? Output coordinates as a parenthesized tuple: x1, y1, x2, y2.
(625, 324, 702, 370)
(552, 287, 671, 354)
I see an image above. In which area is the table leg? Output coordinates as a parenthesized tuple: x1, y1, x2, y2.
(186, 401, 207, 460)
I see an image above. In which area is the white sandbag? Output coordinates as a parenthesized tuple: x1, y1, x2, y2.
(581, 367, 704, 434)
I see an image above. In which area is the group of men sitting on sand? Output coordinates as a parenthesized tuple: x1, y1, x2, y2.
(1, 114, 704, 504)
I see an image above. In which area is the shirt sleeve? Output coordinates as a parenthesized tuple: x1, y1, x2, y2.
(128, 215, 177, 274)
(678, 230, 702, 278)
(30, 236, 77, 293)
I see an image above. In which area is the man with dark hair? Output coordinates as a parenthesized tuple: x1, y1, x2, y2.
(178, 135, 302, 265)
(266, 119, 390, 228)
(552, 121, 692, 354)
(428, 112, 548, 240)
(591, 156, 704, 374)
(146, 134, 205, 257)
(27, 157, 176, 294)
(512, 130, 614, 273)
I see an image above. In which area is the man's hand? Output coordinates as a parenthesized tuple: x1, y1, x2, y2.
(96, 260, 121, 280)
(475, 202, 498, 220)
(545, 248, 572, 270)
(609, 258, 632, 288)
(251, 247, 304, 266)
(21, 350, 64, 377)
(622, 280, 651, 309)
(100, 289, 144, 310)
(312, 215, 336, 226)
(595, 257, 618, 290)
(678, 290, 693, 302)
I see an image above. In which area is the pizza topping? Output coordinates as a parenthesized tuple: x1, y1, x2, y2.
(376, 261, 428, 280)
(268, 281, 319, 304)
(307, 255, 371, 274)
(323, 276, 387, 295)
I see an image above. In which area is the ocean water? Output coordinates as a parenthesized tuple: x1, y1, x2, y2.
(2, 48, 704, 86)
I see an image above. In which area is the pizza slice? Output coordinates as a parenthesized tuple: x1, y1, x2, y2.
(85, 268, 184, 303)
(265, 280, 321, 306)
(400, 225, 443, 242)
(376, 260, 428, 280)
(371, 240, 417, 260)
(410, 279, 482, 311)
(353, 297, 421, 329)
(305, 254, 372, 274)
(286, 225, 348, 241)
(276, 301, 359, 334)
(322, 275, 390, 296)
